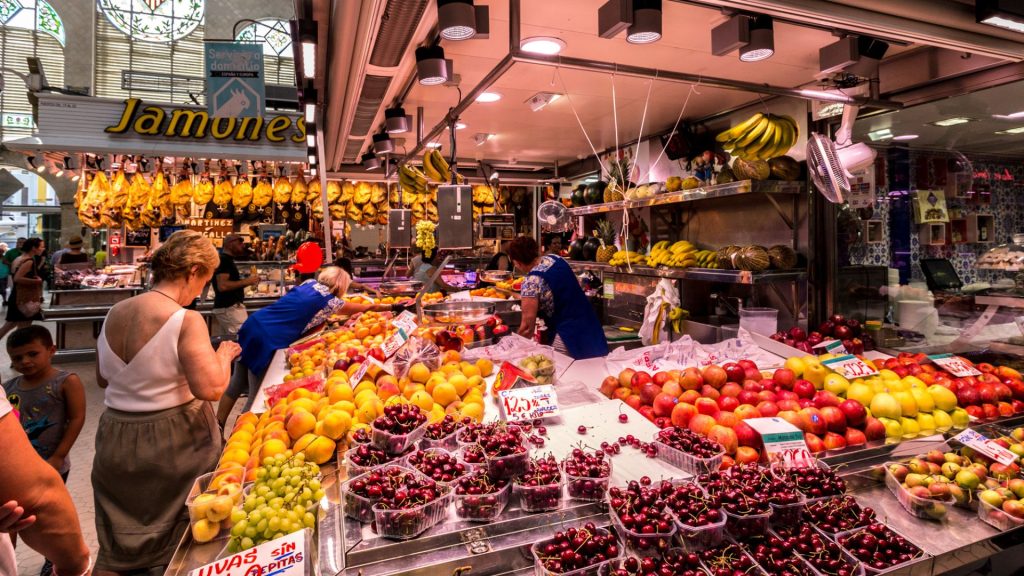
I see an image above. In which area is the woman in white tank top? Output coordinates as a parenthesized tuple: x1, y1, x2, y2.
(92, 231, 240, 575)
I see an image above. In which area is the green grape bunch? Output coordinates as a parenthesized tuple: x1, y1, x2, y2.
(415, 221, 437, 256)
(226, 451, 325, 553)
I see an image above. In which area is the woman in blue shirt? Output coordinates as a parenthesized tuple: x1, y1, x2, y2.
(216, 266, 409, 424)
(509, 237, 608, 360)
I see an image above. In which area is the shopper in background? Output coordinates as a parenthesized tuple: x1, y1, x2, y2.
(212, 234, 259, 337)
(334, 256, 380, 296)
(94, 243, 108, 269)
(0, 237, 46, 341)
(486, 239, 513, 272)
(0, 244, 9, 306)
(4, 325, 86, 576)
(509, 236, 608, 360)
(4, 237, 25, 269)
(413, 250, 460, 294)
(93, 230, 240, 575)
(1, 394, 92, 576)
(545, 235, 564, 256)
(219, 267, 411, 425)
(54, 236, 91, 270)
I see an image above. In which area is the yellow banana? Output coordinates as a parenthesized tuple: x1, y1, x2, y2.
(422, 152, 443, 182)
(717, 113, 764, 143)
(735, 116, 770, 149)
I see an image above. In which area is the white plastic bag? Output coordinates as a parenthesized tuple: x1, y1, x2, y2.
(638, 279, 680, 346)
(462, 334, 570, 380)
(665, 328, 785, 369)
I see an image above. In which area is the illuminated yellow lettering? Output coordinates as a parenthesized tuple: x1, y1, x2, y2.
(265, 116, 291, 142)
(133, 106, 165, 135)
(291, 117, 306, 144)
(166, 109, 209, 138)
(235, 117, 263, 141)
(105, 98, 139, 133)
(210, 116, 236, 139)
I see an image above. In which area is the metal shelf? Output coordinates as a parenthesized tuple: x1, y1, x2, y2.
(568, 260, 805, 284)
(566, 179, 804, 216)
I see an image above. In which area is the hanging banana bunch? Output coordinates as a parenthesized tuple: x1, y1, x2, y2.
(233, 178, 253, 209)
(193, 175, 214, 205)
(272, 175, 292, 204)
(290, 176, 307, 204)
(213, 177, 233, 207)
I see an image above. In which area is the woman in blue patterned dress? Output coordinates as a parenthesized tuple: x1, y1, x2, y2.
(509, 237, 608, 359)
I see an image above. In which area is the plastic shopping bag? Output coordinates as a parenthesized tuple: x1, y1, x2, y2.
(638, 279, 680, 346)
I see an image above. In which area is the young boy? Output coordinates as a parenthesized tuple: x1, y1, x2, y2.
(3, 326, 85, 481)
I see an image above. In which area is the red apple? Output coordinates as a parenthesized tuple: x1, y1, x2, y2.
(742, 380, 764, 392)
(708, 425, 739, 454)
(700, 385, 721, 400)
(777, 390, 799, 402)
(653, 392, 679, 418)
(833, 325, 852, 340)
(661, 380, 683, 398)
(844, 428, 867, 446)
(823, 431, 847, 451)
(695, 398, 720, 417)
(625, 395, 643, 411)
(702, 365, 728, 389)
(653, 371, 674, 386)
(680, 390, 701, 405)
(979, 373, 1001, 385)
(983, 403, 999, 419)
(733, 421, 760, 448)
(777, 399, 801, 412)
(813, 390, 842, 409)
(965, 405, 984, 418)
(798, 398, 815, 409)
(618, 369, 636, 389)
(778, 410, 803, 430)
(756, 390, 778, 404)
(863, 417, 886, 441)
(631, 371, 654, 393)
(998, 402, 1015, 417)
(978, 384, 997, 404)
(838, 399, 867, 427)
(819, 406, 848, 433)
(723, 363, 746, 384)
(717, 396, 740, 413)
(640, 382, 663, 405)
(804, 433, 826, 453)
(600, 376, 620, 398)
(738, 390, 760, 406)
(720, 383, 742, 398)
(716, 411, 740, 429)
(743, 367, 762, 382)
(737, 359, 760, 372)
(773, 369, 796, 390)
(1012, 399, 1024, 413)
(689, 414, 717, 436)
(799, 407, 827, 435)
(734, 404, 762, 421)
(734, 446, 760, 464)
(680, 368, 703, 391)
(612, 387, 632, 402)
(639, 405, 656, 422)
(957, 386, 980, 406)
(671, 402, 698, 428)
(793, 380, 816, 399)
(756, 401, 779, 418)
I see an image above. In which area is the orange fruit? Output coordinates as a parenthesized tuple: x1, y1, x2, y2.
(432, 382, 459, 407)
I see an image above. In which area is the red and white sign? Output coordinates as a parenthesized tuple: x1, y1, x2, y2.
(955, 429, 1017, 466)
(745, 417, 814, 468)
(821, 354, 878, 379)
(928, 354, 982, 377)
(189, 530, 308, 576)
(498, 384, 560, 422)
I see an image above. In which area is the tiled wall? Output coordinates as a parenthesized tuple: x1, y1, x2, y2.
(847, 153, 1024, 285)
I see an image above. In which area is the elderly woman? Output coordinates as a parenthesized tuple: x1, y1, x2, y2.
(509, 236, 608, 360)
(93, 230, 241, 575)
(217, 266, 409, 426)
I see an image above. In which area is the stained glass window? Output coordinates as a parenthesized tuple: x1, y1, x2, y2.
(235, 19, 292, 57)
(97, 0, 204, 44)
(0, 0, 65, 46)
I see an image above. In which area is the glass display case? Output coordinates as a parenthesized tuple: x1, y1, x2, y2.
(237, 260, 300, 300)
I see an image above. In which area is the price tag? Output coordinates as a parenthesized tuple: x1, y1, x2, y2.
(498, 384, 560, 422)
(393, 311, 418, 335)
(744, 417, 814, 468)
(190, 530, 308, 576)
(603, 282, 615, 300)
(954, 429, 1018, 465)
(351, 360, 371, 384)
(928, 353, 982, 377)
(813, 339, 848, 355)
(821, 354, 878, 379)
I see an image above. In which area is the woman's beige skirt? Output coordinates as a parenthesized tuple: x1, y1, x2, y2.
(92, 399, 221, 572)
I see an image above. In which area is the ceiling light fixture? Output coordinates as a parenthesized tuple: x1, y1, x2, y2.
(891, 134, 919, 141)
(977, 0, 1024, 33)
(995, 126, 1024, 135)
(373, 132, 394, 154)
(598, 0, 662, 44)
(798, 89, 854, 102)
(362, 152, 381, 170)
(385, 107, 411, 133)
(819, 36, 889, 76)
(416, 45, 452, 85)
(473, 132, 493, 145)
(438, 0, 489, 40)
(520, 36, 566, 55)
(931, 117, 974, 127)
(476, 91, 502, 103)
(739, 16, 774, 62)
(992, 110, 1024, 120)
(307, 153, 317, 165)
(526, 92, 562, 112)
(455, 122, 466, 130)
(425, 142, 443, 148)
(302, 42, 316, 78)
(304, 103, 316, 123)
(306, 134, 316, 147)
(868, 128, 893, 141)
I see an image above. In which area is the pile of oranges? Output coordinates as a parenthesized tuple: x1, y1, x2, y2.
(469, 287, 509, 299)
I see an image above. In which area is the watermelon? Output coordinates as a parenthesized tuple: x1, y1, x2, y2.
(571, 185, 586, 207)
(732, 158, 770, 181)
(586, 181, 607, 205)
(582, 237, 601, 261)
(768, 156, 801, 181)
(568, 238, 586, 260)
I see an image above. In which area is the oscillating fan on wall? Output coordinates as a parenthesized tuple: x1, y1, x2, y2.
(537, 200, 573, 232)
(806, 103, 877, 203)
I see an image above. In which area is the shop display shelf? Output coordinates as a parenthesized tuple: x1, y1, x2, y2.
(453, 482, 512, 522)
(883, 461, 955, 521)
(566, 180, 804, 216)
(567, 260, 806, 285)
(977, 497, 1024, 531)
(671, 508, 727, 553)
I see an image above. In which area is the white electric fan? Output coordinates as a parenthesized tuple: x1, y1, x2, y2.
(537, 200, 573, 233)
(806, 103, 877, 203)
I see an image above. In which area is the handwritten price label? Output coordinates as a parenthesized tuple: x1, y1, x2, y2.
(954, 429, 1018, 465)
(498, 385, 560, 422)
(813, 339, 848, 355)
(191, 530, 307, 576)
(630, 351, 662, 372)
(821, 354, 878, 379)
(744, 417, 814, 468)
(928, 353, 982, 377)
(351, 360, 371, 384)
(394, 310, 418, 335)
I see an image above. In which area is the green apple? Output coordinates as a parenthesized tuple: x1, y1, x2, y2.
(846, 382, 875, 407)
(784, 356, 805, 377)
(955, 469, 981, 490)
(905, 473, 927, 488)
(1010, 443, 1024, 457)
(950, 408, 971, 429)
(932, 409, 953, 433)
(879, 417, 903, 441)
(870, 393, 903, 420)
(927, 385, 958, 412)
(901, 417, 921, 438)
(916, 413, 936, 435)
(910, 388, 935, 413)
(824, 373, 850, 397)
(1007, 478, 1024, 499)
(892, 391, 919, 417)
(940, 462, 961, 479)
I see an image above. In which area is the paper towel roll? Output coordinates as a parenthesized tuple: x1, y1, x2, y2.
(898, 300, 938, 338)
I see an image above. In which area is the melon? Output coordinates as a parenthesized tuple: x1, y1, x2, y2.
(734, 245, 771, 271)
(568, 238, 586, 260)
(716, 245, 741, 269)
(732, 159, 770, 181)
(768, 156, 802, 181)
(582, 237, 601, 261)
(767, 245, 798, 270)
(585, 182, 607, 205)
(571, 186, 586, 207)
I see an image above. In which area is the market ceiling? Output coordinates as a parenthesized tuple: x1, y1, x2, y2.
(303, 0, 1024, 177)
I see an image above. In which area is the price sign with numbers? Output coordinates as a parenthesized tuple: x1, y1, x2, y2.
(745, 417, 814, 468)
(497, 385, 560, 422)
(954, 429, 1017, 465)
(813, 339, 848, 355)
(928, 353, 982, 377)
(821, 354, 878, 379)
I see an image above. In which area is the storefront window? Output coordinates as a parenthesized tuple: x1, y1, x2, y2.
(97, 0, 204, 44)
(0, 0, 65, 141)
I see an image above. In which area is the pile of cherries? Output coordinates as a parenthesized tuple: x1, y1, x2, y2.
(344, 465, 407, 522)
(665, 482, 722, 527)
(562, 448, 612, 501)
(423, 415, 467, 441)
(838, 522, 923, 571)
(373, 470, 444, 511)
(350, 427, 372, 444)
(459, 444, 485, 465)
(656, 427, 724, 458)
(453, 470, 509, 521)
(607, 480, 676, 555)
(701, 542, 759, 576)
(805, 496, 876, 535)
(406, 449, 469, 484)
(515, 455, 563, 512)
(478, 425, 529, 479)
(534, 523, 620, 574)
(611, 549, 705, 576)
(618, 434, 659, 459)
(347, 443, 401, 470)
(372, 404, 427, 435)
(775, 524, 861, 576)
(783, 465, 847, 500)
(744, 533, 815, 576)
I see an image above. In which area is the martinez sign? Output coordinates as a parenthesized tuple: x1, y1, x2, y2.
(106, 98, 305, 143)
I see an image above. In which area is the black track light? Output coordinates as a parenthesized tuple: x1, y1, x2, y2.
(598, 0, 662, 44)
(373, 132, 394, 154)
(416, 45, 451, 86)
(362, 152, 381, 170)
(385, 107, 412, 134)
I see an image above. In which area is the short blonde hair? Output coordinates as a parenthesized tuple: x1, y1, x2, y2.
(317, 266, 351, 296)
(151, 230, 219, 283)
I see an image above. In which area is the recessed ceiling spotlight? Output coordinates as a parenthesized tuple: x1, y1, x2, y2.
(868, 128, 893, 141)
(739, 16, 774, 62)
(476, 91, 502, 103)
(454, 122, 467, 130)
(995, 126, 1024, 135)
(526, 92, 562, 112)
(930, 117, 974, 127)
(425, 142, 443, 148)
(473, 133, 493, 145)
(977, 0, 1024, 33)
(520, 36, 566, 55)
(891, 134, 919, 141)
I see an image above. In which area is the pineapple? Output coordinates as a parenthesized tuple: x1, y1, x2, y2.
(605, 157, 630, 202)
(595, 219, 618, 263)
